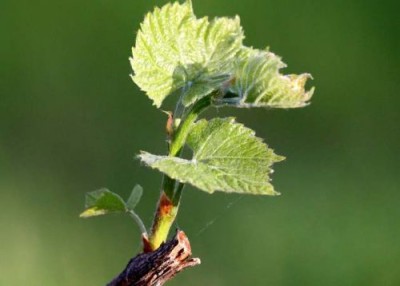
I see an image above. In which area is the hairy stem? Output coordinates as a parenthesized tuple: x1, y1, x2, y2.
(147, 96, 211, 250)
(169, 96, 211, 157)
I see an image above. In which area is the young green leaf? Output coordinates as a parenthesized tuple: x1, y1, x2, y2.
(139, 118, 284, 195)
(131, 0, 244, 107)
(80, 189, 127, 218)
(126, 185, 143, 211)
(218, 48, 314, 108)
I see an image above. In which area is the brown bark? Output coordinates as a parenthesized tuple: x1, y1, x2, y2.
(107, 230, 200, 286)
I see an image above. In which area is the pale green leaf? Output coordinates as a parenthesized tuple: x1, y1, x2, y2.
(139, 118, 284, 195)
(131, 1, 244, 107)
(220, 48, 314, 108)
(126, 184, 143, 211)
(80, 189, 126, 218)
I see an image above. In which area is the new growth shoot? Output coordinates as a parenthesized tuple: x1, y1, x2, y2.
(81, 0, 314, 255)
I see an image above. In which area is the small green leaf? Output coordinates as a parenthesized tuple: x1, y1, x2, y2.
(131, 1, 244, 107)
(220, 48, 314, 108)
(80, 189, 126, 218)
(139, 118, 284, 195)
(126, 185, 143, 211)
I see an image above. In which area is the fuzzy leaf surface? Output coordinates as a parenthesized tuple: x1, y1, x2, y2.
(223, 48, 314, 108)
(139, 118, 284, 195)
(80, 189, 126, 218)
(131, 1, 244, 107)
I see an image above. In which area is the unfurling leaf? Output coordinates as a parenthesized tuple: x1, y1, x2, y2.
(126, 185, 143, 211)
(139, 118, 284, 195)
(80, 189, 126, 218)
(131, 0, 244, 107)
(219, 48, 314, 108)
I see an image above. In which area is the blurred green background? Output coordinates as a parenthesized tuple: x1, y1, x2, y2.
(1, 0, 399, 285)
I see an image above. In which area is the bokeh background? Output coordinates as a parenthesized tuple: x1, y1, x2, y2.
(1, 0, 399, 285)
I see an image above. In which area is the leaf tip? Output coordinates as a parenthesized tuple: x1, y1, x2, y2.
(185, 0, 193, 11)
(153, 100, 162, 108)
(274, 154, 286, 163)
(273, 190, 281, 196)
(126, 184, 143, 210)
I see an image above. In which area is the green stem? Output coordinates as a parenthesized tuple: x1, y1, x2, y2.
(147, 95, 211, 251)
(169, 96, 211, 156)
(172, 182, 185, 206)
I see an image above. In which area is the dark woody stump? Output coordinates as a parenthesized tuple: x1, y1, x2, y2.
(107, 230, 200, 286)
